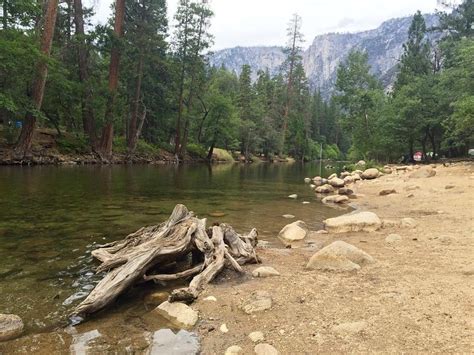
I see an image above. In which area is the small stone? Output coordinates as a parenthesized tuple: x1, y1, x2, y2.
(282, 214, 295, 219)
(324, 212, 382, 233)
(288, 194, 298, 199)
(252, 266, 280, 278)
(225, 346, 243, 355)
(315, 230, 328, 234)
(156, 301, 198, 329)
(379, 189, 396, 196)
(220, 324, 229, 333)
(362, 168, 379, 179)
(278, 329, 285, 335)
(328, 177, 345, 188)
(310, 184, 316, 189)
(254, 343, 279, 355)
(278, 220, 307, 242)
(240, 291, 272, 314)
(385, 234, 402, 243)
(322, 195, 349, 204)
(304, 178, 311, 183)
(0, 314, 24, 341)
(306, 241, 374, 272)
(328, 173, 337, 180)
(382, 219, 400, 228)
(209, 211, 227, 217)
(405, 185, 420, 191)
(302, 201, 310, 204)
(249, 331, 265, 343)
(315, 184, 335, 194)
(462, 265, 474, 276)
(332, 321, 367, 334)
(445, 185, 455, 189)
(338, 187, 354, 196)
(356, 160, 366, 167)
(401, 218, 418, 229)
(203, 296, 217, 302)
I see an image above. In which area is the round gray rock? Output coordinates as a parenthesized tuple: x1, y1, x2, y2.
(0, 314, 24, 342)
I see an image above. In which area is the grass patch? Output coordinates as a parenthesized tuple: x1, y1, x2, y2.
(213, 148, 234, 162)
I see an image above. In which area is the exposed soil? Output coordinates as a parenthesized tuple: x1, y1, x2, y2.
(194, 162, 474, 354)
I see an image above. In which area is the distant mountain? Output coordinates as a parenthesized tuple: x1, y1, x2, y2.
(209, 14, 439, 97)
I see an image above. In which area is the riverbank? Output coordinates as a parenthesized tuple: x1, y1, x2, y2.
(193, 162, 474, 353)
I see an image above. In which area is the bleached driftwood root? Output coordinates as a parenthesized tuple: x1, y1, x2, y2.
(72, 204, 260, 318)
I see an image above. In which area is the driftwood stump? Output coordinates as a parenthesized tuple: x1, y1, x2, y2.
(72, 204, 260, 318)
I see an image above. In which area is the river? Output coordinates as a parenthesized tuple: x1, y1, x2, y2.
(0, 162, 344, 352)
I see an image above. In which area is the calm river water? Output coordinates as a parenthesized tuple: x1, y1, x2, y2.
(0, 162, 344, 352)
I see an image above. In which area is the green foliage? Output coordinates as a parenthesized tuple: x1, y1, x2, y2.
(186, 143, 207, 158)
(56, 135, 89, 155)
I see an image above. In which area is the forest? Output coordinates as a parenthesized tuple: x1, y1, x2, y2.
(0, 0, 473, 163)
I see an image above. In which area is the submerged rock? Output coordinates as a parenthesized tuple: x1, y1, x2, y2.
(306, 241, 374, 272)
(288, 194, 298, 199)
(156, 301, 198, 329)
(0, 314, 24, 341)
(149, 329, 200, 355)
(324, 212, 382, 233)
(278, 221, 307, 242)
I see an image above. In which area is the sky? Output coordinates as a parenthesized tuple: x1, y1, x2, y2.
(88, 0, 444, 50)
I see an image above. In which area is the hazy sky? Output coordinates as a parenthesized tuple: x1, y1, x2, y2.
(89, 0, 443, 50)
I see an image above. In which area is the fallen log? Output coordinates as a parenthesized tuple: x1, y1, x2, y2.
(72, 204, 260, 318)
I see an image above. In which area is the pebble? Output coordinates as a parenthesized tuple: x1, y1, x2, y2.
(254, 343, 279, 355)
(385, 234, 402, 243)
(225, 345, 242, 355)
(203, 296, 217, 302)
(248, 331, 265, 343)
(288, 194, 297, 199)
(220, 324, 229, 333)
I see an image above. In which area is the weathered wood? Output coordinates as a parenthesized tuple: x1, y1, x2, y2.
(72, 205, 259, 319)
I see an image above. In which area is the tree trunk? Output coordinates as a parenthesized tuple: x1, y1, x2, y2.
(207, 141, 215, 161)
(14, 0, 59, 157)
(2, 0, 7, 30)
(127, 53, 144, 154)
(97, 0, 125, 160)
(72, 204, 260, 318)
(73, 0, 96, 146)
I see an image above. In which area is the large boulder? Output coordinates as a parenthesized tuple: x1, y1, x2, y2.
(328, 173, 337, 180)
(356, 160, 366, 167)
(156, 301, 198, 329)
(340, 171, 351, 178)
(322, 195, 349, 204)
(338, 187, 354, 196)
(324, 211, 382, 233)
(328, 177, 345, 188)
(343, 175, 355, 184)
(315, 184, 335, 194)
(306, 241, 374, 272)
(278, 221, 307, 242)
(362, 168, 379, 180)
(0, 314, 24, 341)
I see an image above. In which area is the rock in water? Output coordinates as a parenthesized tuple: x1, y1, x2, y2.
(379, 189, 396, 196)
(278, 221, 307, 242)
(304, 178, 311, 183)
(324, 212, 382, 233)
(282, 214, 295, 219)
(252, 266, 280, 277)
(240, 291, 272, 314)
(225, 346, 243, 355)
(322, 195, 350, 204)
(315, 184, 335, 194)
(362, 168, 379, 179)
(385, 234, 402, 243)
(0, 314, 24, 341)
(288, 194, 298, 199)
(249, 331, 265, 342)
(254, 343, 279, 355)
(149, 329, 200, 355)
(306, 241, 374, 272)
(329, 178, 345, 188)
(156, 301, 198, 329)
(209, 211, 227, 217)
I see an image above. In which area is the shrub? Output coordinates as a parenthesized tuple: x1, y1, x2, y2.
(56, 134, 89, 154)
(186, 143, 207, 158)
